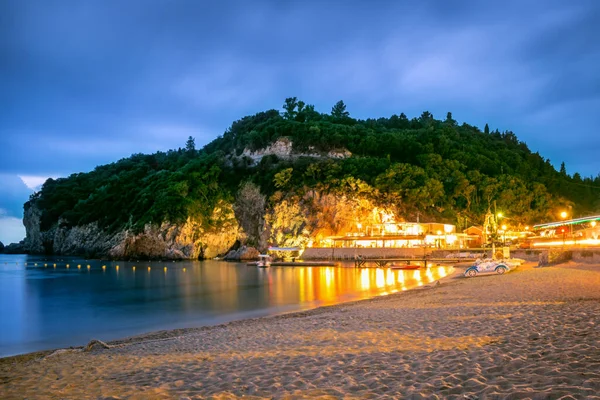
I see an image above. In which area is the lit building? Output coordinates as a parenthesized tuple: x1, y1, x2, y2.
(321, 221, 470, 249)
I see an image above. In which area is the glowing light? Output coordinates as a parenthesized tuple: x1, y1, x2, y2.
(592, 221, 597, 227)
(66, 264, 70, 269)
(357, 223, 362, 230)
(426, 268, 434, 282)
(525, 226, 530, 230)
(375, 269, 385, 288)
(397, 272, 405, 284)
(560, 211, 568, 219)
(53, 263, 56, 267)
(444, 224, 453, 233)
(446, 235, 457, 245)
(497, 212, 503, 218)
(436, 230, 442, 235)
(87, 265, 90, 270)
(102, 265, 106, 270)
(132, 266, 136, 272)
(148, 266, 151, 271)
(413, 270, 421, 281)
(325, 267, 333, 288)
(386, 269, 394, 286)
(501, 225, 507, 231)
(183, 267, 186, 272)
(77, 265, 81, 269)
(44, 264, 47, 267)
(34, 263, 37, 266)
(533, 238, 600, 247)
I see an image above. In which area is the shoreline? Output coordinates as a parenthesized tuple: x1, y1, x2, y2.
(0, 265, 459, 362)
(4, 261, 600, 398)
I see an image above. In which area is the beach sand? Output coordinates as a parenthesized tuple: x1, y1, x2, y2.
(2, 261, 600, 399)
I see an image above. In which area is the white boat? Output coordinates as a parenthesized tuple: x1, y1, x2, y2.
(257, 254, 272, 268)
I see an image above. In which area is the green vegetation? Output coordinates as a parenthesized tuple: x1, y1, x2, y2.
(28, 98, 600, 237)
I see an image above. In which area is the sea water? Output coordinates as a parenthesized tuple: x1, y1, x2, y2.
(0, 253, 451, 357)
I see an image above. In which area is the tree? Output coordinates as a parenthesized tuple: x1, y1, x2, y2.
(282, 97, 299, 120)
(185, 136, 196, 153)
(445, 112, 456, 125)
(331, 100, 349, 118)
(484, 123, 490, 135)
(274, 168, 294, 189)
(560, 162, 567, 176)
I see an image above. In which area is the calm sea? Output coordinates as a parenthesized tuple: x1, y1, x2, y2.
(0, 253, 451, 357)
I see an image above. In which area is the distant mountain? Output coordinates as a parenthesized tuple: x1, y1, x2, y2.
(22, 98, 599, 259)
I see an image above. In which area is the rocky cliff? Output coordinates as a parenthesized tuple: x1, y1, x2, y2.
(0, 240, 4, 253)
(23, 201, 239, 260)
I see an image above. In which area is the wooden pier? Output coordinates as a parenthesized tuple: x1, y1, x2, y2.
(246, 261, 339, 267)
(353, 257, 476, 268)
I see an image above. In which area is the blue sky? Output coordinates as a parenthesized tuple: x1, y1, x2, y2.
(1, 0, 600, 244)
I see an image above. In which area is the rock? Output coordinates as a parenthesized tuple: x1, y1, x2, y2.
(224, 246, 260, 261)
(0, 240, 4, 253)
(84, 339, 110, 352)
(22, 200, 239, 260)
(3, 241, 26, 254)
(239, 137, 351, 165)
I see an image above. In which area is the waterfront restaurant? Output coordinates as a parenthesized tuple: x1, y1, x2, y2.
(320, 222, 473, 249)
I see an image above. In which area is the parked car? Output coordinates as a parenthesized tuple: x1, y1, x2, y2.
(464, 259, 512, 277)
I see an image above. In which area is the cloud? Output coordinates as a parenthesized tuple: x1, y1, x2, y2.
(0, 215, 25, 245)
(171, 56, 279, 111)
(18, 175, 53, 191)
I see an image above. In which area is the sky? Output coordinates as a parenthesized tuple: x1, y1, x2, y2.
(1, 0, 600, 244)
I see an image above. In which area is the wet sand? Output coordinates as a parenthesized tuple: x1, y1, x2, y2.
(2, 261, 600, 399)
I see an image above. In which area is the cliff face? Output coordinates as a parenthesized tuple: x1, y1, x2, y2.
(239, 137, 351, 165)
(23, 202, 238, 260)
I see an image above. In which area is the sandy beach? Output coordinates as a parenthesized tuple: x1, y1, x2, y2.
(2, 261, 600, 399)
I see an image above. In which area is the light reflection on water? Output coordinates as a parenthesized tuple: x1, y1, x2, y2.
(0, 254, 450, 357)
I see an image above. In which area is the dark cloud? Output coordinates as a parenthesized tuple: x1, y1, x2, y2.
(1, 0, 600, 239)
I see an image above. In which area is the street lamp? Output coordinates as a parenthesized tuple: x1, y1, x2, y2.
(560, 211, 568, 219)
(501, 225, 507, 246)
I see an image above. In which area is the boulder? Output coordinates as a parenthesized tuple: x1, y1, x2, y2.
(224, 246, 260, 261)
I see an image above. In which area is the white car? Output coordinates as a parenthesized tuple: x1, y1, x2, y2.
(464, 259, 512, 277)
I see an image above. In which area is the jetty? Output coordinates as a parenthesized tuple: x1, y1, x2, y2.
(247, 261, 339, 267)
(353, 257, 476, 268)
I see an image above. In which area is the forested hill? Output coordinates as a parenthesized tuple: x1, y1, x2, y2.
(29, 98, 599, 240)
